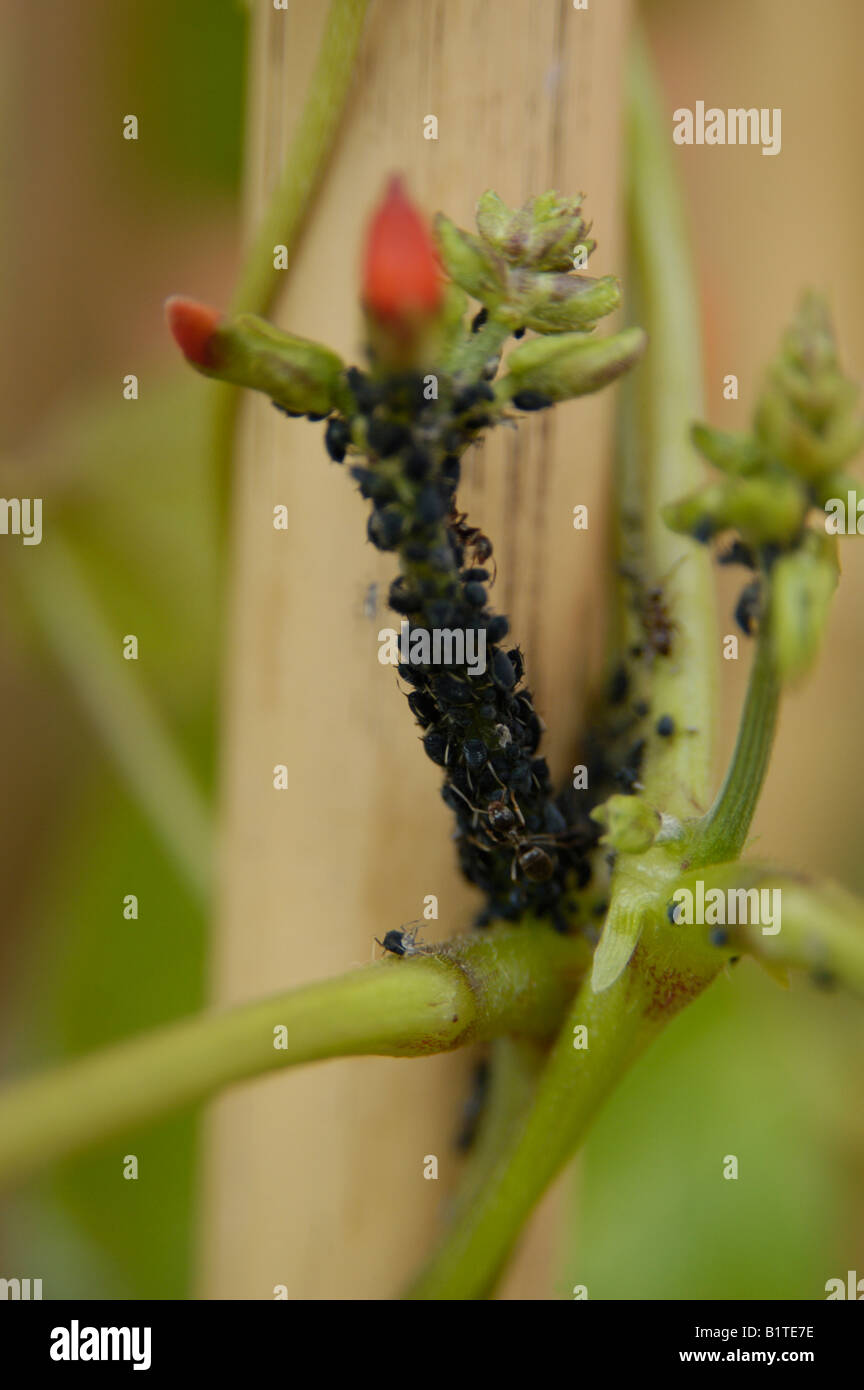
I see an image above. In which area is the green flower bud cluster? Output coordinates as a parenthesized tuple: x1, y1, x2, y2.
(435, 191, 645, 400)
(663, 294, 859, 681)
(665, 294, 862, 550)
(756, 294, 864, 488)
(476, 189, 598, 271)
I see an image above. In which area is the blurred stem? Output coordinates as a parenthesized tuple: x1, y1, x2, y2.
(13, 533, 212, 905)
(447, 1036, 549, 1228)
(625, 31, 715, 815)
(0, 925, 588, 1193)
(446, 317, 511, 378)
(213, 0, 370, 522)
(230, 0, 368, 319)
(591, 33, 717, 993)
(406, 32, 726, 1300)
(405, 968, 662, 1299)
(689, 624, 780, 865)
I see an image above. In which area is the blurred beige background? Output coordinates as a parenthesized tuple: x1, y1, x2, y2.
(646, 0, 864, 881)
(0, 0, 862, 1301)
(203, 0, 632, 1300)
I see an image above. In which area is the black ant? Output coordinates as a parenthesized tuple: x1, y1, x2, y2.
(451, 787, 580, 883)
(640, 585, 675, 657)
(620, 563, 681, 660)
(449, 504, 497, 583)
(375, 920, 427, 957)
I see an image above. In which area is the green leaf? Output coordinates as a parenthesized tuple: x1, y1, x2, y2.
(591, 899, 648, 993)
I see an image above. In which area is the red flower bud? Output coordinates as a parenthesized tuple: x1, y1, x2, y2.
(362, 176, 443, 324)
(165, 296, 223, 368)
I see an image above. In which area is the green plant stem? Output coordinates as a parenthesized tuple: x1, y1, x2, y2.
(672, 862, 864, 992)
(405, 33, 724, 1299)
(213, 0, 369, 521)
(446, 316, 511, 379)
(591, 33, 717, 991)
(0, 925, 588, 1193)
(405, 967, 661, 1299)
(626, 32, 716, 816)
(447, 1036, 549, 1228)
(13, 533, 212, 906)
(690, 625, 780, 865)
(232, 0, 369, 318)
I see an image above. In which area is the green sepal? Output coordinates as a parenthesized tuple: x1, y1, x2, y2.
(434, 214, 505, 304)
(663, 474, 808, 548)
(501, 326, 646, 402)
(204, 313, 344, 416)
(769, 529, 839, 683)
(437, 282, 471, 354)
(691, 423, 765, 477)
(475, 190, 513, 249)
(769, 356, 859, 427)
(516, 272, 621, 333)
(756, 384, 864, 481)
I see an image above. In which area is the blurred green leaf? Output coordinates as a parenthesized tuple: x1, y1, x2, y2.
(561, 966, 858, 1299)
(8, 772, 207, 1299)
(0, 367, 218, 1296)
(106, 0, 246, 196)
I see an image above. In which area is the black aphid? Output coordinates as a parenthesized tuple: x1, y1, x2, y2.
(376, 922, 426, 957)
(734, 579, 762, 636)
(324, 416, 351, 462)
(511, 390, 553, 411)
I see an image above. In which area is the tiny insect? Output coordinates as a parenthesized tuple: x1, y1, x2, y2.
(448, 504, 497, 582)
(639, 583, 676, 657)
(375, 920, 426, 957)
(453, 786, 583, 883)
(362, 581, 379, 621)
(621, 564, 680, 660)
(734, 579, 762, 636)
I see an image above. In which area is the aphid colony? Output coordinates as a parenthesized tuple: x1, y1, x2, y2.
(166, 182, 647, 936)
(678, 531, 765, 638)
(581, 663, 649, 804)
(578, 566, 681, 808)
(316, 353, 598, 929)
(713, 539, 764, 636)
